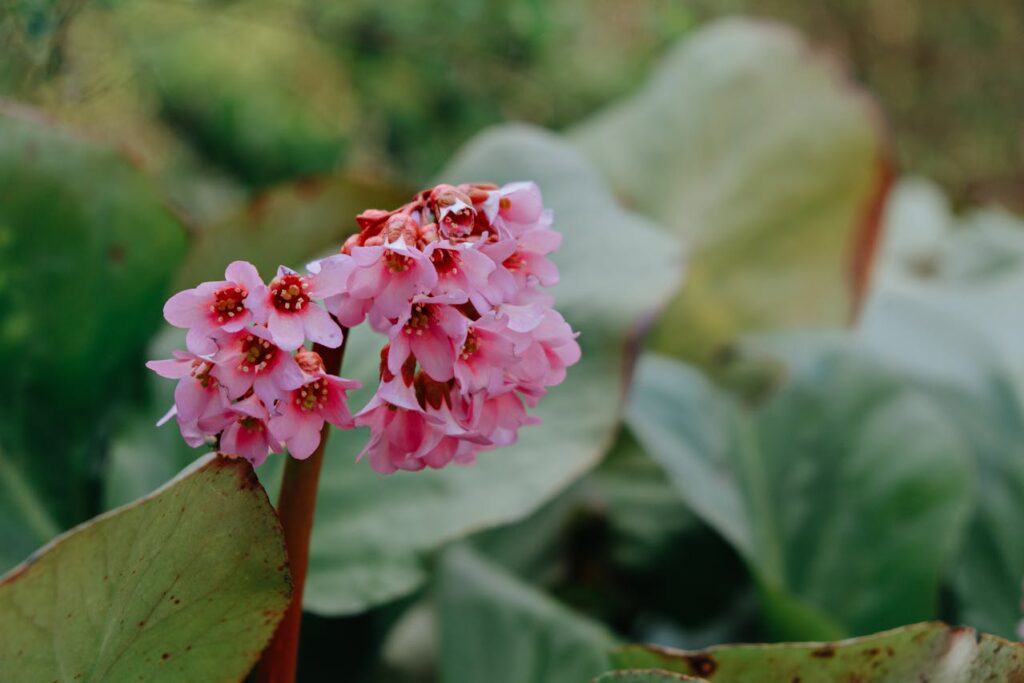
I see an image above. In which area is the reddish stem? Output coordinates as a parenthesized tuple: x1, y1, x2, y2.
(254, 328, 348, 683)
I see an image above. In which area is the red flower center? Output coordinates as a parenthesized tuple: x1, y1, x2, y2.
(503, 252, 526, 272)
(190, 360, 217, 389)
(414, 371, 454, 411)
(211, 286, 247, 322)
(269, 273, 310, 312)
(384, 251, 413, 273)
(240, 335, 276, 373)
(404, 304, 435, 335)
(239, 417, 264, 433)
(430, 248, 460, 276)
(295, 379, 329, 412)
(460, 329, 480, 360)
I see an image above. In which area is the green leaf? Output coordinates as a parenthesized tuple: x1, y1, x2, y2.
(594, 672, 707, 683)
(0, 104, 188, 571)
(287, 124, 683, 615)
(860, 180, 1024, 638)
(571, 18, 887, 363)
(176, 174, 410, 288)
(861, 298, 1024, 639)
(610, 622, 1024, 682)
(0, 454, 291, 682)
(626, 344, 973, 638)
(438, 546, 617, 683)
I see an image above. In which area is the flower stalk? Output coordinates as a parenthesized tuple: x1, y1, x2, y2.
(254, 329, 347, 683)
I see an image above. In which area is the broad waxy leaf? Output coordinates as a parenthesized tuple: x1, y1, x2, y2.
(0, 455, 291, 682)
(859, 190, 1024, 638)
(282, 124, 683, 615)
(0, 104, 188, 572)
(627, 344, 972, 638)
(438, 546, 617, 683)
(571, 18, 887, 363)
(611, 622, 1024, 682)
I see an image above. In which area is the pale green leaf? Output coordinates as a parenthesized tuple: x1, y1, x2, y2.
(0, 455, 291, 682)
(571, 18, 886, 362)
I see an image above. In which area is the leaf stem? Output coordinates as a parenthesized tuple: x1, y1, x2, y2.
(254, 325, 348, 683)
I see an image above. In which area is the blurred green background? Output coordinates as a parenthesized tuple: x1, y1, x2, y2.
(2, 1, 1024, 682)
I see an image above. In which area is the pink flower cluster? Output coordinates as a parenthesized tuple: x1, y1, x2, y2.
(149, 181, 579, 474)
(147, 261, 359, 466)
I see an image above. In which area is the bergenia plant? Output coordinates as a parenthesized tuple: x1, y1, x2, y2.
(147, 181, 579, 682)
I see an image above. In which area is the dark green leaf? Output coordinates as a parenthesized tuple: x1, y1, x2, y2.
(0, 104, 187, 571)
(627, 344, 972, 637)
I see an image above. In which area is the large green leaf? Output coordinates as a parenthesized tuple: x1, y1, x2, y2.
(0, 104, 188, 572)
(626, 344, 972, 638)
(0, 454, 291, 682)
(571, 18, 887, 363)
(611, 622, 1024, 682)
(858, 179, 1024, 638)
(287, 124, 682, 615)
(437, 546, 616, 683)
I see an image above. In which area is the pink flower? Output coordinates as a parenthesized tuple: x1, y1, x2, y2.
(146, 351, 228, 425)
(424, 240, 497, 310)
(386, 294, 469, 382)
(463, 391, 541, 448)
(430, 184, 477, 238)
(333, 240, 438, 327)
(269, 350, 361, 459)
(355, 395, 445, 474)
(263, 266, 343, 351)
(217, 395, 280, 467)
(307, 254, 367, 327)
(453, 313, 518, 396)
(162, 261, 267, 354)
(482, 181, 544, 234)
(416, 435, 481, 470)
(503, 307, 581, 395)
(211, 326, 305, 405)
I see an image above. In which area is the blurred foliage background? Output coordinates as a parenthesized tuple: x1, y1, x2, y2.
(2, 1, 1024, 682)
(3, 0, 1022, 212)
